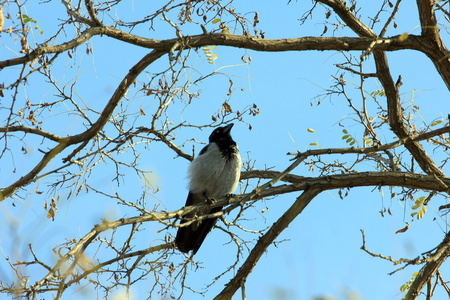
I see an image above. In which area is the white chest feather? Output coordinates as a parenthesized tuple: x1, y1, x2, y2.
(188, 143, 241, 198)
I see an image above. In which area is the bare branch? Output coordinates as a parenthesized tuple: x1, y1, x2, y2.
(0, 50, 166, 201)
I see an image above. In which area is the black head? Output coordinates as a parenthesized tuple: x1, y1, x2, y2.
(209, 123, 234, 144)
(208, 124, 238, 159)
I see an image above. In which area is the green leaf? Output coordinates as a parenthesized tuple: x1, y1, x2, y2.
(342, 129, 348, 134)
(431, 120, 442, 126)
(342, 135, 350, 139)
(22, 14, 32, 23)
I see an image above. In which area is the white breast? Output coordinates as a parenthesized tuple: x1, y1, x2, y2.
(188, 143, 241, 199)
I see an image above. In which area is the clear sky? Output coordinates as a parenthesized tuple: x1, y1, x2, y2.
(1, 1, 449, 300)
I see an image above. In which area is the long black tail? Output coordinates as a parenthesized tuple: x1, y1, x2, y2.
(175, 193, 222, 254)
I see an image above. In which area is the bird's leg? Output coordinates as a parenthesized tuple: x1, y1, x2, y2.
(203, 191, 216, 204)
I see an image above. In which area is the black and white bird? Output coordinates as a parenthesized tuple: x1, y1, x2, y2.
(175, 123, 241, 254)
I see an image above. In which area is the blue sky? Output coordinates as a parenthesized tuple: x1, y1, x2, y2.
(1, 1, 449, 299)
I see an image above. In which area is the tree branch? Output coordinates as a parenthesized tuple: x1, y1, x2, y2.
(374, 51, 445, 177)
(214, 188, 322, 300)
(0, 125, 64, 142)
(23, 169, 450, 297)
(415, 0, 450, 90)
(0, 50, 166, 201)
(0, 26, 432, 68)
(317, 0, 447, 177)
(404, 232, 450, 300)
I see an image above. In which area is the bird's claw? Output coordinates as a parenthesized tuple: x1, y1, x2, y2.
(206, 197, 216, 204)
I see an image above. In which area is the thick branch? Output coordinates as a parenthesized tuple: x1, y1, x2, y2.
(404, 232, 450, 300)
(417, 0, 441, 41)
(214, 188, 322, 300)
(241, 171, 450, 195)
(374, 51, 445, 177)
(317, 0, 375, 37)
(0, 26, 431, 69)
(415, 0, 450, 90)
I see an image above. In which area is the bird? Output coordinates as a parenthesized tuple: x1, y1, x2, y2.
(175, 123, 241, 255)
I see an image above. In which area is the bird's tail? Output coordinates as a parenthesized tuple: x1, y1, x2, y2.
(175, 206, 222, 255)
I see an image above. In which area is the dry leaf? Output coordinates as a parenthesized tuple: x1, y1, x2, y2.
(47, 208, 55, 221)
(223, 102, 232, 113)
(395, 222, 410, 234)
(0, 7, 4, 33)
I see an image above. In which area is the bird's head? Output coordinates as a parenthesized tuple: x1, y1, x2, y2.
(209, 123, 234, 145)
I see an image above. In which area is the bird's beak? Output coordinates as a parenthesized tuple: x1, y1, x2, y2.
(223, 123, 234, 134)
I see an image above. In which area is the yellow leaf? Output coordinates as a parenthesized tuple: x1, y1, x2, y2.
(417, 205, 427, 219)
(412, 203, 422, 210)
(307, 128, 315, 133)
(212, 19, 221, 24)
(415, 196, 426, 204)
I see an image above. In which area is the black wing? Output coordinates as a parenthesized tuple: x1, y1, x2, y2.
(198, 144, 209, 156)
